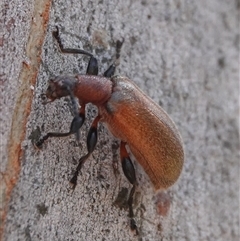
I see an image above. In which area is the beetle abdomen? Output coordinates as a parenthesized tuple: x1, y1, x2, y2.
(99, 76, 184, 190)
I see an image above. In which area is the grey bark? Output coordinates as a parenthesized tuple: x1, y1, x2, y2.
(1, 0, 239, 241)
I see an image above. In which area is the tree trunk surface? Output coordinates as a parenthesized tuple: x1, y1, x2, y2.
(1, 0, 239, 241)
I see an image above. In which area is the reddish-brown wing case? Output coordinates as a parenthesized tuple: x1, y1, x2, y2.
(99, 76, 184, 190)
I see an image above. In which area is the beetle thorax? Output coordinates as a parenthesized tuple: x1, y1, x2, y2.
(74, 75, 113, 105)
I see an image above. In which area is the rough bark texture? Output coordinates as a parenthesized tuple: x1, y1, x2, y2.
(1, 0, 239, 241)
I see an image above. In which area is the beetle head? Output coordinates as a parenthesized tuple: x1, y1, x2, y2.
(42, 76, 77, 104)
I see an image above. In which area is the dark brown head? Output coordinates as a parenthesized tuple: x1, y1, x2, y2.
(43, 76, 78, 103)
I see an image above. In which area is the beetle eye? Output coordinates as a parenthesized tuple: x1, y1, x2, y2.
(40, 93, 47, 102)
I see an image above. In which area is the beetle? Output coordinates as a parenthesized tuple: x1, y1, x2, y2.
(35, 26, 184, 234)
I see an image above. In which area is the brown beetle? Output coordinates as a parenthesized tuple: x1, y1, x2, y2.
(36, 27, 184, 234)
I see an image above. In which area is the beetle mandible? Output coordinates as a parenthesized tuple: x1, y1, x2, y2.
(35, 26, 184, 234)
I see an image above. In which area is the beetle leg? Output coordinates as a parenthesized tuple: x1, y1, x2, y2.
(115, 38, 124, 63)
(52, 26, 98, 75)
(120, 142, 138, 234)
(86, 56, 98, 75)
(70, 115, 100, 189)
(35, 105, 85, 148)
(103, 64, 116, 78)
(52, 26, 93, 57)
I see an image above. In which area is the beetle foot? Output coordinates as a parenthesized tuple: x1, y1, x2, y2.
(130, 218, 138, 235)
(34, 143, 41, 150)
(34, 133, 50, 150)
(34, 140, 43, 150)
(69, 174, 78, 190)
(116, 38, 124, 49)
(52, 26, 60, 39)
